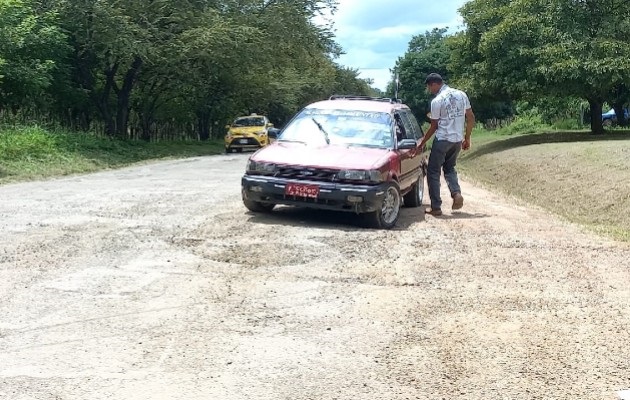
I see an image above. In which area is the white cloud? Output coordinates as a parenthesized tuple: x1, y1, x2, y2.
(327, 0, 469, 90)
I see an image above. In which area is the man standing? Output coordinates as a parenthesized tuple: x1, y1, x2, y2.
(419, 73, 475, 216)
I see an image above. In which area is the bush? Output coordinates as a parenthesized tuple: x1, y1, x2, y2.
(497, 113, 550, 135)
(0, 126, 59, 160)
(552, 118, 583, 130)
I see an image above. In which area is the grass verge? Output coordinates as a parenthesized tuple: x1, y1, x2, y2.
(0, 125, 224, 184)
(458, 129, 630, 242)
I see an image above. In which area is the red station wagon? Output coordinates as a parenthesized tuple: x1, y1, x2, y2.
(241, 95, 427, 229)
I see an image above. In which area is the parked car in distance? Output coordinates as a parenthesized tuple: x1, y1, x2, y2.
(241, 95, 427, 229)
(225, 114, 274, 153)
(602, 108, 629, 126)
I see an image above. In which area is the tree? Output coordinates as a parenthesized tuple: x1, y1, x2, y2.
(452, 0, 630, 134)
(0, 0, 68, 115)
(1, 0, 376, 140)
(609, 84, 630, 127)
(391, 28, 451, 121)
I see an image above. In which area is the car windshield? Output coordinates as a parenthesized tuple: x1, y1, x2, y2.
(278, 108, 393, 148)
(233, 117, 265, 127)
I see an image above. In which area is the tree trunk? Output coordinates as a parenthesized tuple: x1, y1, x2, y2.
(588, 98, 604, 134)
(139, 112, 152, 142)
(115, 57, 143, 139)
(198, 112, 210, 141)
(95, 62, 119, 137)
(612, 102, 628, 127)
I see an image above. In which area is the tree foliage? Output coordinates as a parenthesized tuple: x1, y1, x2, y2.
(392, 27, 514, 125)
(0, 0, 377, 139)
(391, 28, 451, 121)
(451, 0, 630, 133)
(0, 0, 68, 113)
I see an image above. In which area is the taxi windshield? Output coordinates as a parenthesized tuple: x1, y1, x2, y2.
(233, 117, 265, 127)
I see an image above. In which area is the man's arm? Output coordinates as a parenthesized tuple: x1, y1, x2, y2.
(419, 119, 438, 151)
(462, 108, 475, 150)
(420, 99, 440, 151)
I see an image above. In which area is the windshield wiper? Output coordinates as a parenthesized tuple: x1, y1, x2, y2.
(278, 139, 307, 144)
(346, 143, 384, 148)
(311, 118, 330, 145)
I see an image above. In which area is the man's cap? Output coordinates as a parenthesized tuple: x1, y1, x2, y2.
(424, 73, 443, 85)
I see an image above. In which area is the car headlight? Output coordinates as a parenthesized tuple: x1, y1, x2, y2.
(246, 160, 277, 174)
(337, 170, 383, 183)
(256, 130, 267, 135)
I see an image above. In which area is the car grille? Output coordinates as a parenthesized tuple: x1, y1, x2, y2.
(274, 166, 338, 182)
(270, 194, 342, 206)
(231, 137, 259, 146)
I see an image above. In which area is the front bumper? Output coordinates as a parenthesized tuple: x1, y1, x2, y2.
(225, 136, 267, 150)
(241, 175, 388, 214)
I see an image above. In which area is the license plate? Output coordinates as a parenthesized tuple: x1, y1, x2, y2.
(285, 183, 319, 198)
(239, 139, 248, 144)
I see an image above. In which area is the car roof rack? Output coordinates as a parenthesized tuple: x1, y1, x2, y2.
(328, 95, 402, 104)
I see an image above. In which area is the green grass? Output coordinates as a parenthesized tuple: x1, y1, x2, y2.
(458, 129, 630, 242)
(0, 125, 224, 184)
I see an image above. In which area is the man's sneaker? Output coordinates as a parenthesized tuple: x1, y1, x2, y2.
(425, 208, 443, 216)
(452, 193, 464, 210)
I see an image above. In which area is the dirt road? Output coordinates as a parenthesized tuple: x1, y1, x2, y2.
(1, 154, 629, 400)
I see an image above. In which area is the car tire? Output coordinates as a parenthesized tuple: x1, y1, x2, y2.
(362, 182, 401, 229)
(403, 173, 424, 208)
(602, 119, 613, 127)
(243, 199, 275, 213)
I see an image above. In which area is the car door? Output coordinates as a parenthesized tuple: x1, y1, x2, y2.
(395, 111, 422, 190)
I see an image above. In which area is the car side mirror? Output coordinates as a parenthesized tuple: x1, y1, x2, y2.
(268, 127, 280, 139)
(397, 139, 417, 150)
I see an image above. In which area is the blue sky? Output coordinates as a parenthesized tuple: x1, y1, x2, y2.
(325, 0, 469, 91)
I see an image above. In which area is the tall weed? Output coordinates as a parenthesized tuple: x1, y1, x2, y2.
(492, 113, 551, 135)
(0, 126, 59, 160)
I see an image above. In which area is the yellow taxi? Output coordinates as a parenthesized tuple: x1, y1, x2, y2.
(224, 114, 274, 153)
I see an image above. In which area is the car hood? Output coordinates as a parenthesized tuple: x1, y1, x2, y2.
(251, 142, 391, 170)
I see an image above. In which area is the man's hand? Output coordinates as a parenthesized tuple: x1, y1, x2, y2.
(462, 138, 471, 150)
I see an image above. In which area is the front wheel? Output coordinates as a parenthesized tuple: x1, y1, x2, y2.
(362, 183, 401, 229)
(602, 119, 613, 127)
(243, 198, 275, 213)
(403, 173, 425, 208)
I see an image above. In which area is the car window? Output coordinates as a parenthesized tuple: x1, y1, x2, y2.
(395, 112, 416, 141)
(279, 108, 394, 148)
(233, 117, 266, 127)
(399, 111, 423, 140)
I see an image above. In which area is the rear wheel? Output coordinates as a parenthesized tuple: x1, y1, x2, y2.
(362, 183, 401, 229)
(403, 173, 424, 208)
(603, 118, 613, 127)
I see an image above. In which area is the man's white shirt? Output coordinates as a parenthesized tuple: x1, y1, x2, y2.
(430, 85, 471, 143)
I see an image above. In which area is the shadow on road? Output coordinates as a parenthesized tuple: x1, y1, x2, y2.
(443, 211, 489, 220)
(246, 207, 363, 231)
(245, 206, 429, 231)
